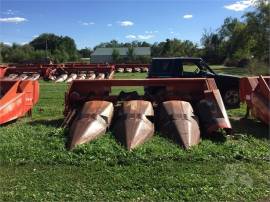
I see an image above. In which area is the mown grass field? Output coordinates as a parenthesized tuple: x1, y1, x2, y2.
(0, 66, 269, 201)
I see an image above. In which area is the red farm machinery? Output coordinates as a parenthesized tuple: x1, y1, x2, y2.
(63, 78, 232, 150)
(240, 76, 270, 125)
(0, 63, 115, 82)
(114, 64, 149, 73)
(0, 79, 39, 125)
(0, 63, 149, 82)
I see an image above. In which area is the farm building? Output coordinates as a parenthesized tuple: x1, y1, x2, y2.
(91, 47, 151, 63)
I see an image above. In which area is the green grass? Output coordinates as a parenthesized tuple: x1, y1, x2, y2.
(0, 67, 269, 201)
(211, 65, 250, 76)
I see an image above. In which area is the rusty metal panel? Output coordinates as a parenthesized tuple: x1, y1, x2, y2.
(240, 77, 259, 102)
(250, 76, 270, 124)
(159, 100, 200, 149)
(198, 89, 231, 133)
(114, 100, 154, 150)
(0, 67, 7, 78)
(257, 76, 270, 100)
(64, 78, 218, 116)
(68, 100, 114, 149)
(250, 92, 270, 124)
(240, 76, 270, 124)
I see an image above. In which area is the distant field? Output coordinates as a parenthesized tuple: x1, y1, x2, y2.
(0, 66, 269, 201)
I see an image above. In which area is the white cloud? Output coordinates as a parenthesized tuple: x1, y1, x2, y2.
(119, 20, 134, 27)
(0, 17, 27, 23)
(107, 23, 112, 27)
(137, 35, 154, 40)
(224, 0, 256, 11)
(126, 35, 137, 39)
(126, 34, 155, 40)
(80, 21, 95, 26)
(20, 41, 28, 45)
(2, 42, 11, 46)
(183, 14, 193, 19)
(170, 31, 174, 34)
(145, 30, 159, 34)
(32, 35, 39, 38)
(2, 9, 15, 15)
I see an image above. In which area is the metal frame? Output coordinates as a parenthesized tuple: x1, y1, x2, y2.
(0, 80, 39, 124)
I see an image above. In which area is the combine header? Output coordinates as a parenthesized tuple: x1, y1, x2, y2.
(1, 63, 148, 81)
(0, 79, 39, 125)
(115, 64, 149, 73)
(64, 78, 231, 150)
(1, 64, 115, 82)
(1, 65, 49, 80)
(45, 64, 115, 82)
(240, 76, 270, 124)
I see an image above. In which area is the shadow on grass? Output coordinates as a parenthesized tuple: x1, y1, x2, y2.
(230, 118, 269, 139)
(0, 119, 18, 127)
(154, 128, 227, 147)
(29, 118, 64, 128)
(203, 132, 227, 143)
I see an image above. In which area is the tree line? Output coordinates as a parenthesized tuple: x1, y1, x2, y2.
(0, 1, 268, 70)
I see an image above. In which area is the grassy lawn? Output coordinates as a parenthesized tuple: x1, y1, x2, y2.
(0, 66, 269, 201)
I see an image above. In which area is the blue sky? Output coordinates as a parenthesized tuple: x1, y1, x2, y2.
(0, 0, 257, 49)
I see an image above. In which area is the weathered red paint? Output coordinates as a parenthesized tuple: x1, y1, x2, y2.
(159, 100, 200, 149)
(64, 78, 231, 150)
(0, 80, 39, 124)
(2, 64, 115, 80)
(240, 76, 270, 124)
(114, 100, 154, 150)
(0, 66, 7, 78)
(197, 89, 232, 133)
(68, 100, 114, 149)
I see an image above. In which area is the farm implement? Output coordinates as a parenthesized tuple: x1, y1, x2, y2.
(240, 76, 270, 125)
(46, 65, 115, 82)
(114, 64, 149, 73)
(0, 64, 115, 82)
(1, 65, 52, 81)
(0, 79, 39, 125)
(64, 78, 231, 150)
(0, 63, 149, 82)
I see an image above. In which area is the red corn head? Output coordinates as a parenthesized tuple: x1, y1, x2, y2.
(114, 100, 154, 150)
(159, 100, 200, 149)
(68, 100, 114, 149)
